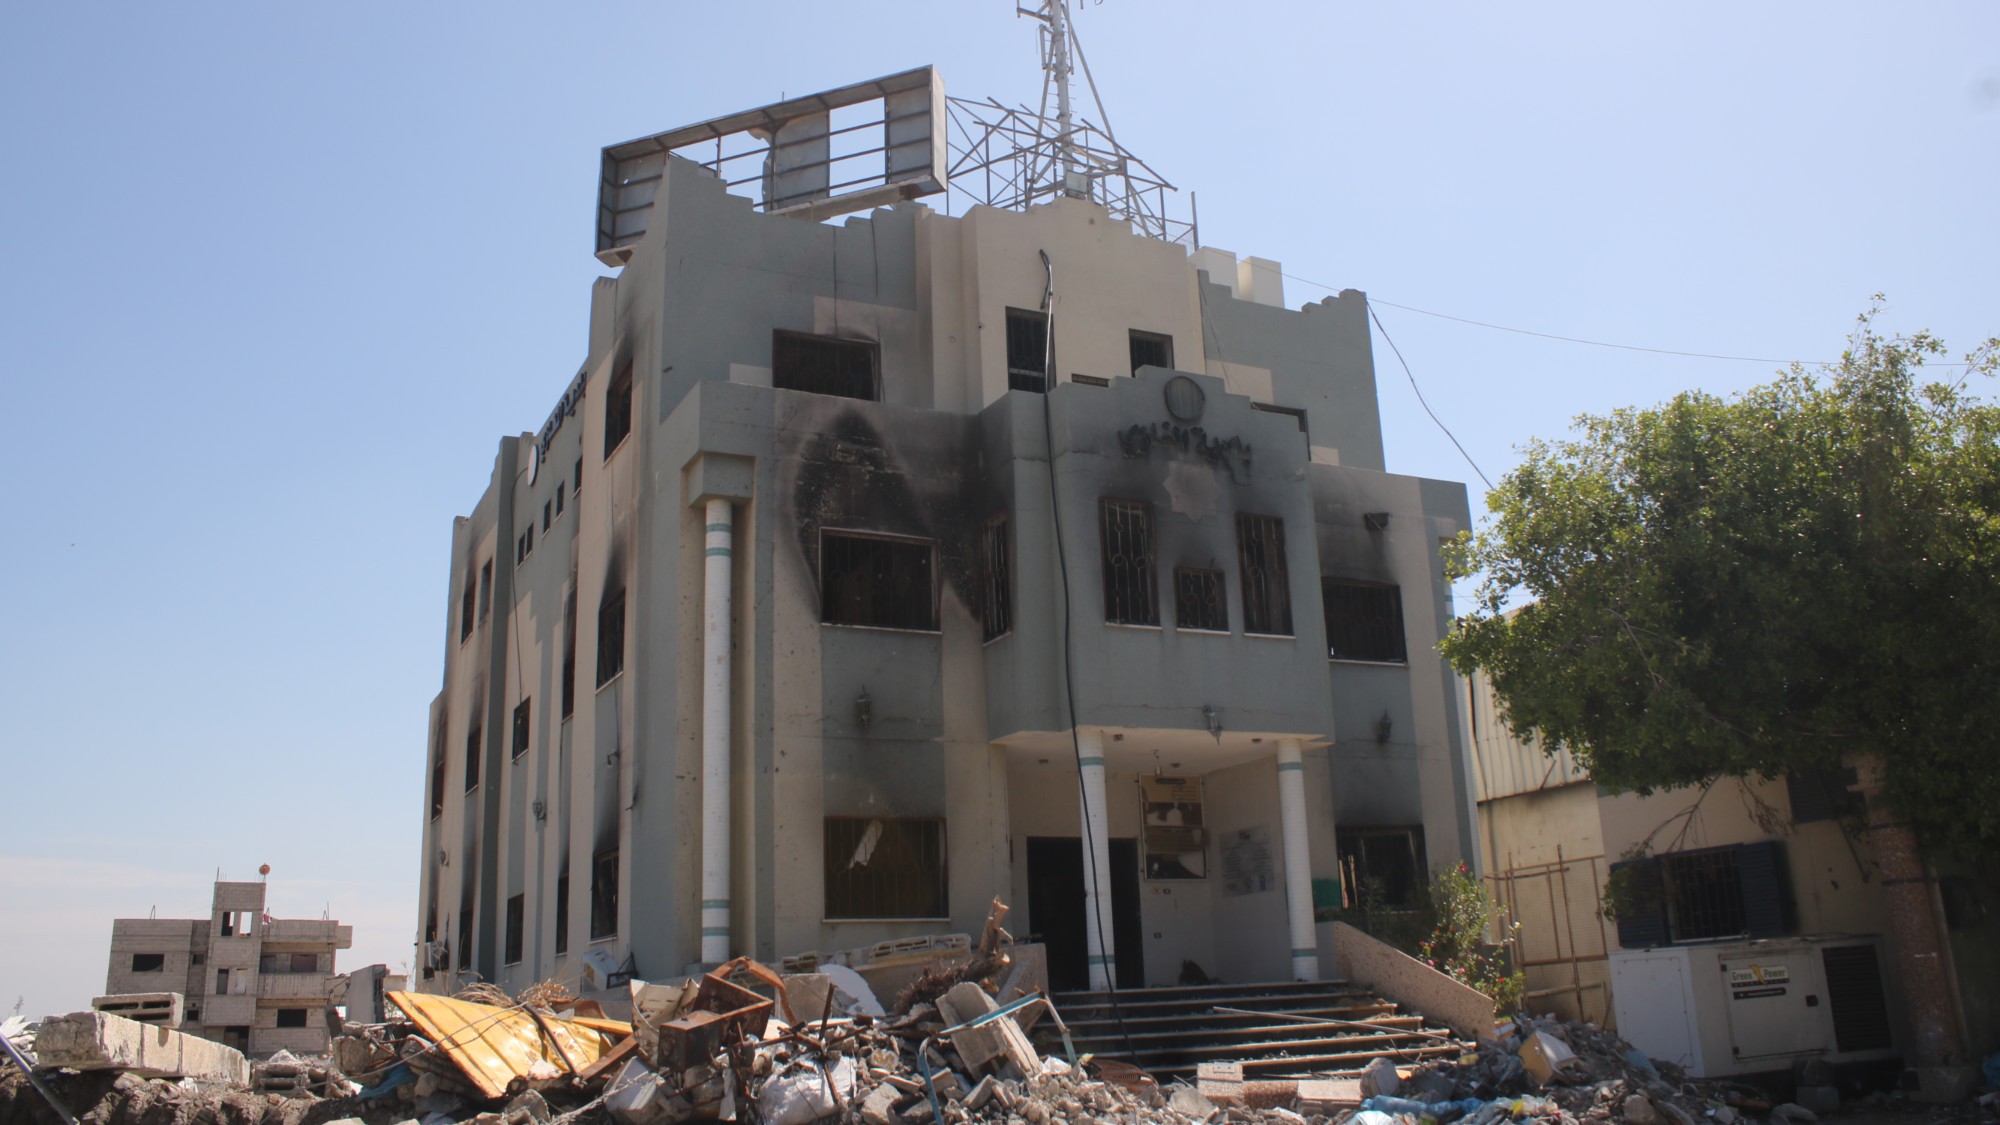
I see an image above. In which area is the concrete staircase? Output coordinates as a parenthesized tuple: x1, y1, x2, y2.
(1048, 979, 1464, 1080)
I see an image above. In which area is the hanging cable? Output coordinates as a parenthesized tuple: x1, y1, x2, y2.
(1368, 304, 1494, 491)
(1036, 249, 1138, 1061)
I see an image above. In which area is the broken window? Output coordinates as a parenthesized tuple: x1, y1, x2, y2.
(464, 724, 482, 791)
(824, 817, 947, 919)
(596, 590, 626, 686)
(604, 361, 633, 458)
(219, 912, 234, 937)
(1128, 330, 1173, 375)
(479, 560, 493, 621)
(512, 698, 531, 760)
(772, 331, 879, 401)
(504, 894, 525, 965)
(275, 1009, 308, 1029)
(1174, 568, 1227, 632)
(460, 573, 476, 643)
(589, 848, 619, 940)
(981, 514, 1012, 642)
(131, 953, 165, 973)
(1099, 499, 1158, 625)
(1005, 308, 1048, 392)
(430, 716, 447, 820)
(1237, 514, 1292, 635)
(457, 908, 473, 970)
(1337, 826, 1428, 909)
(820, 531, 938, 631)
(1323, 579, 1407, 662)
(554, 871, 570, 956)
(561, 592, 578, 719)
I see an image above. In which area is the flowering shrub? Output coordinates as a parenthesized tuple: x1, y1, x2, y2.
(1418, 864, 1526, 1012)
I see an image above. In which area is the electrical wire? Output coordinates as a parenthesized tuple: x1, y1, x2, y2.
(1036, 249, 1138, 1063)
(1367, 304, 1494, 491)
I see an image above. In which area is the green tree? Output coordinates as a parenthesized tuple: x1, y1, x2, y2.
(1443, 305, 2000, 858)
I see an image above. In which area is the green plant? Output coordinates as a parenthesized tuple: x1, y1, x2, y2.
(1418, 864, 1526, 1012)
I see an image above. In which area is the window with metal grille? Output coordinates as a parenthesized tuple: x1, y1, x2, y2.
(504, 894, 524, 965)
(131, 953, 164, 973)
(464, 724, 482, 792)
(1174, 568, 1227, 631)
(1129, 329, 1173, 375)
(1821, 944, 1893, 1051)
(1337, 827, 1428, 908)
(820, 532, 937, 631)
(553, 871, 569, 955)
(596, 589, 625, 686)
(460, 573, 476, 643)
(982, 514, 1012, 641)
(1005, 308, 1048, 392)
(604, 361, 633, 458)
(1099, 499, 1158, 625)
(1236, 514, 1292, 635)
(773, 331, 879, 401)
(561, 592, 577, 718)
(589, 848, 618, 940)
(1662, 848, 1746, 940)
(824, 817, 947, 919)
(1323, 579, 1407, 662)
(512, 698, 531, 760)
(276, 1008, 308, 1029)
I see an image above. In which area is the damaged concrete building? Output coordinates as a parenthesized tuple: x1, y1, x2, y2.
(415, 65, 1478, 997)
(101, 879, 353, 1056)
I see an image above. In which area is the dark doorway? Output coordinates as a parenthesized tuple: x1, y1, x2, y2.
(1026, 836, 1144, 991)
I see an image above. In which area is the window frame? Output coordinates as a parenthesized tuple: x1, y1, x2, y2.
(1128, 329, 1174, 376)
(463, 724, 482, 792)
(1236, 513, 1294, 637)
(822, 816, 949, 921)
(504, 893, 525, 965)
(981, 513, 1013, 643)
(1098, 498, 1160, 627)
(131, 953, 165, 973)
(554, 871, 570, 956)
(274, 1008, 309, 1030)
(596, 589, 626, 688)
(1173, 567, 1228, 633)
(1004, 307, 1049, 393)
(511, 698, 531, 761)
(589, 848, 619, 941)
(818, 528, 941, 633)
(771, 330, 881, 401)
(603, 360, 634, 460)
(1322, 578, 1409, 664)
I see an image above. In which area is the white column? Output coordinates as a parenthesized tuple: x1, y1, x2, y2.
(700, 499, 734, 966)
(1276, 738, 1321, 981)
(1077, 727, 1116, 990)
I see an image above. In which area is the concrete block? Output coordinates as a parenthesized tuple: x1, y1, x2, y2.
(34, 1010, 249, 1085)
(935, 982, 997, 1028)
(92, 994, 185, 1027)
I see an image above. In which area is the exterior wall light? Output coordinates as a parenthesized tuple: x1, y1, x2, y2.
(856, 688, 872, 730)
(1203, 703, 1222, 741)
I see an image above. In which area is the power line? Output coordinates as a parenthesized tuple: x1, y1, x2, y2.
(1285, 273, 1977, 368)
(1367, 304, 1493, 491)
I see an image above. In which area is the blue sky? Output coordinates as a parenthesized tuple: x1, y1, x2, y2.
(2, 1, 1994, 1019)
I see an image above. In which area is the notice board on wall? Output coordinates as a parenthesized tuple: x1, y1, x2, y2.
(1222, 825, 1275, 897)
(1141, 775, 1206, 880)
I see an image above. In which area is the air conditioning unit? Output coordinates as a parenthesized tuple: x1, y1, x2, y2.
(1608, 934, 1898, 1077)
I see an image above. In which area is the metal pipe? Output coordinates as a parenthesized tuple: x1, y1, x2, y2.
(1276, 739, 1321, 981)
(700, 498, 735, 966)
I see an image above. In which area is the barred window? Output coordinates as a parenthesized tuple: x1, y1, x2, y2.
(1005, 308, 1048, 393)
(773, 331, 879, 401)
(1237, 514, 1292, 635)
(824, 817, 947, 919)
(604, 361, 633, 457)
(1099, 499, 1158, 625)
(982, 514, 1012, 641)
(511, 698, 531, 760)
(1129, 329, 1173, 375)
(1323, 579, 1407, 662)
(597, 589, 626, 686)
(1174, 568, 1227, 632)
(821, 532, 937, 631)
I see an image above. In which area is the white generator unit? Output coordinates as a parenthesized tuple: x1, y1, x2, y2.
(1609, 934, 1899, 1077)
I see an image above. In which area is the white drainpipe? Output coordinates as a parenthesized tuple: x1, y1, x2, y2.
(700, 498, 734, 966)
(1276, 738, 1321, 980)
(1077, 726, 1116, 990)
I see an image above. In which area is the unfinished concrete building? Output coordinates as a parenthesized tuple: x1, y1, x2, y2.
(102, 879, 352, 1057)
(414, 59, 1479, 998)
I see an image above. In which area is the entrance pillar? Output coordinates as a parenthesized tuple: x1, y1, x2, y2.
(1276, 738, 1321, 981)
(1077, 727, 1116, 990)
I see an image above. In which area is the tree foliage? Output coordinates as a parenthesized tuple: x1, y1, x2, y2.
(1442, 304, 2000, 859)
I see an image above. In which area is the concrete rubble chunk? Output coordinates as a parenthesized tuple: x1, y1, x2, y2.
(862, 1083, 903, 1125)
(1168, 1087, 1217, 1120)
(1357, 1057, 1400, 1099)
(936, 982, 999, 1027)
(33, 1010, 249, 1086)
(1622, 1093, 1659, 1125)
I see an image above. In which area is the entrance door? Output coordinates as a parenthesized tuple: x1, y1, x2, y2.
(1025, 837, 1143, 991)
